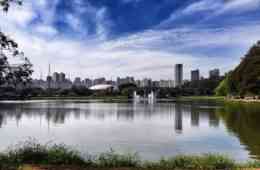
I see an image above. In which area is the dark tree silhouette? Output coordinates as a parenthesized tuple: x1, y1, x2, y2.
(0, 0, 33, 88)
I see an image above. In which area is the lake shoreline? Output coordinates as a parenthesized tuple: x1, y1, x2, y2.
(1, 141, 259, 170)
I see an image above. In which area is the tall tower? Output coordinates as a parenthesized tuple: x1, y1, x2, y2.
(174, 64, 183, 87)
(48, 64, 51, 76)
(191, 69, 200, 81)
(47, 64, 52, 89)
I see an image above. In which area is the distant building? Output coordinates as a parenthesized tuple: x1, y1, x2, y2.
(159, 80, 174, 88)
(135, 80, 141, 87)
(140, 78, 152, 88)
(209, 69, 220, 79)
(83, 78, 92, 88)
(152, 81, 160, 88)
(52, 72, 59, 82)
(93, 77, 106, 85)
(46, 75, 52, 89)
(191, 69, 200, 81)
(59, 72, 66, 82)
(174, 64, 183, 87)
(74, 77, 82, 86)
(52, 72, 67, 88)
(117, 77, 135, 86)
(31, 79, 47, 89)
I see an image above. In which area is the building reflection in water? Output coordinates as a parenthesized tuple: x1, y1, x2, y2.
(174, 103, 183, 133)
(117, 103, 135, 121)
(209, 112, 220, 127)
(190, 105, 199, 127)
(0, 101, 220, 131)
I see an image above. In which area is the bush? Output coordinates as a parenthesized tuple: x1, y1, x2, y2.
(96, 149, 140, 168)
(0, 140, 259, 170)
(6, 140, 88, 166)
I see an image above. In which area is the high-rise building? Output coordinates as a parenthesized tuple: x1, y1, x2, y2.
(191, 69, 200, 81)
(83, 78, 92, 88)
(209, 69, 220, 79)
(52, 72, 59, 82)
(74, 77, 82, 86)
(174, 64, 183, 87)
(59, 72, 66, 82)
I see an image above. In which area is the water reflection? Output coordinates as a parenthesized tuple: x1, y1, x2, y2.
(0, 101, 259, 161)
(217, 102, 260, 160)
(190, 105, 200, 127)
(175, 103, 183, 133)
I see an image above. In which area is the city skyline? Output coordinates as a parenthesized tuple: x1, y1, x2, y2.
(31, 63, 222, 90)
(40, 63, 221, 81)
(0, 0, 259, 80)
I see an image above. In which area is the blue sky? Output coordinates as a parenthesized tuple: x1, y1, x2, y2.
(1, 0, 260, 80)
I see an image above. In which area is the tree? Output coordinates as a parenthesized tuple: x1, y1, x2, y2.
(222, 41, 260, 96)
(0, 0, 33, 88)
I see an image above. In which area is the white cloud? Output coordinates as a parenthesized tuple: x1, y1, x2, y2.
(182, 0, 221, 14)
(65, 13, 83, 32)
(11, 21, 259, 80)
(219, 0, 260, 13)
(0, 0, 259, 81)
(34, 24, 58, 36)
(160, 0, 260, 28)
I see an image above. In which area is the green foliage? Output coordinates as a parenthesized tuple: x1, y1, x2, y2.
(223, 41, 260, 96)
(215, 78, 228, 96)
(119, 83, 137, 98)
(0, 139, 259, 169)
(183, 78, 224, 96)
(4, 140, 87, 166)
(143, 154, 235, 170)
(96, 149, 140, 168)
(0, 0, 33, 88)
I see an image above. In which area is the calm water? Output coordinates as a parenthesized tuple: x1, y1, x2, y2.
(0, 100, 259, 161)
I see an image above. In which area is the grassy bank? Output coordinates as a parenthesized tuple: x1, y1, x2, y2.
(0, 141, 260, 170)
(177, 96, 225, 102)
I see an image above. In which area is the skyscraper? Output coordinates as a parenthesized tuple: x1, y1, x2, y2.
(174, 64, 183, 87)
(47, 64, 52, 89)
(191, 69, 200, 81)
(52, 72, 59, 82)
(209, 69, 220, 79)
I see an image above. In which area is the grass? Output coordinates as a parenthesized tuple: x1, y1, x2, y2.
(178, 96, 225, 102)
(0, 140, 260, 170)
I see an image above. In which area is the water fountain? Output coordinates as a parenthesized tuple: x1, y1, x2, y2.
(133, 91, 140, 102)
(133, 91, 156, 103)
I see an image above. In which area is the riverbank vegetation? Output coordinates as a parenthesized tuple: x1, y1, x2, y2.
(0, 140, 260, 170)
(215, 41, 260, 98)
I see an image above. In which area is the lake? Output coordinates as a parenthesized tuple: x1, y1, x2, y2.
(0, 100, 259, 161)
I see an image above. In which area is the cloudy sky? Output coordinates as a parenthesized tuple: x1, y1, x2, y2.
(0, 0, 260, 80)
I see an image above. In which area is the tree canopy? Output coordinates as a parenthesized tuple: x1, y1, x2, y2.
(216, 41, 260, 96)
(0, 0, 33, 88)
